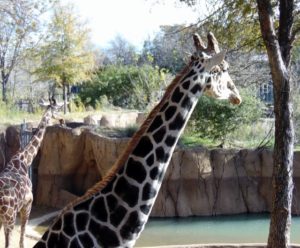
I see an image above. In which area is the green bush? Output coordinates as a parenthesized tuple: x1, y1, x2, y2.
(227, 119, 274, 148)
(69, 96, 86, 112)
(188, 88, 265, 144)
(79, 64, 166, 110)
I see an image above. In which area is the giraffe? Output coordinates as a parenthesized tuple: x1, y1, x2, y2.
(34, 32, 242, 248)
(0, 98, 62, 248)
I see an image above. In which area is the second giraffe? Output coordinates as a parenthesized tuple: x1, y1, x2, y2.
(0, 99, 62, 248)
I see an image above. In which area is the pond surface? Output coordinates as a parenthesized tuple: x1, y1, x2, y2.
(135, 214, 300, 247)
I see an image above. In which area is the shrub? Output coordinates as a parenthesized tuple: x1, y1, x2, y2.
(69, 96, 86, 112)
(79, 64, 166, 110)
(188, 88, 265, 144)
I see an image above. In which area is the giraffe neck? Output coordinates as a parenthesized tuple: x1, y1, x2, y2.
(7, 108, 52, 173)
(37, 63, 208, 248)
(110, 64, 205, 246)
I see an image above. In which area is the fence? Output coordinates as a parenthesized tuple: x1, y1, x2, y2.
(20, 121, 37, 191)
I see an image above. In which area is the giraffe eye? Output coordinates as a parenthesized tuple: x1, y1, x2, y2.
(228, 84, 235, 90)
(221, 62, 229, 71)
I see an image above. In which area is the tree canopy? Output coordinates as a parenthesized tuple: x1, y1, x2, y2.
(176, 1, 299, 247)
(0, 0, 52, 102)
(33, 2, 95, 112)
(34, 3, 95, 87)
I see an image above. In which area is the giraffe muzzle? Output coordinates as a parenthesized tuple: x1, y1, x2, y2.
(229, 95, 242, 105)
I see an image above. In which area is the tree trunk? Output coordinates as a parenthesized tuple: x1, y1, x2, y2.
(67, 83, 71, 112)
(1, 74, 9, 103)
(268, 75, 294, 248)
(2, 81, 6, 103)
(63, 82, 68, 114)
(2, 82, 8, 103)
(256, 1, 295, 247)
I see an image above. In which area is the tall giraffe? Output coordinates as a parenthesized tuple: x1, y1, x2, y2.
(35, 33, 242, 248)
(0, 99, 62, 248)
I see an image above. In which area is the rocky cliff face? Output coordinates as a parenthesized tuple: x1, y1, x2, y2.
(35, 126, 128, 207)
(33, 126, 300, 217)
(153, 148, 300, 216)
(0, 126, 21, 171)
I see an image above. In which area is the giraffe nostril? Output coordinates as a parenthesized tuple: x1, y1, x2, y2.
(230, 95, 242, 105)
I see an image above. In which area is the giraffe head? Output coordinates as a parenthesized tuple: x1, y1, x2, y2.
(49, 97, 64, 118)
(39, 97, 64, 121)
(191, 32, 241, 105)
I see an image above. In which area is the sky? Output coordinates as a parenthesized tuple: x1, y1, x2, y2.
(62, 0, 202, 49)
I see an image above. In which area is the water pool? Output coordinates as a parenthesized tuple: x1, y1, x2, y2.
(135, 214, 300, 247)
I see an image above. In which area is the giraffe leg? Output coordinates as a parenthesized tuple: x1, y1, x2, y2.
(0, 221, 2, 243)
(4, 224, 14, 248)
(19, 199, 33, 248)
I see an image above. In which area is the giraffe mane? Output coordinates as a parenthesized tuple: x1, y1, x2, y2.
(53, 61, 193, 220)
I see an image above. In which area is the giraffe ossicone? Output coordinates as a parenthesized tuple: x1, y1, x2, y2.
(34, 32, 241, 248)
(0, 99, 62, 248)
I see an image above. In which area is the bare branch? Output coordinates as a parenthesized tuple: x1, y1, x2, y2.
(165, 4, 225, 36)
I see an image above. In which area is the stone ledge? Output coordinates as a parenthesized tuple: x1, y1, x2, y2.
(140, 244, 300, 248)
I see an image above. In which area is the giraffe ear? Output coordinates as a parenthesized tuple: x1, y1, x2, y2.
(39, 98, 48, 107)
(205, 50, 226, 71)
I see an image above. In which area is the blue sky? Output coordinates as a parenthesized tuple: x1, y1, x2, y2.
(62, 0, 203, 48)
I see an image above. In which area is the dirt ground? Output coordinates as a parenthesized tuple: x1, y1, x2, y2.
(3, 228, 38, 248)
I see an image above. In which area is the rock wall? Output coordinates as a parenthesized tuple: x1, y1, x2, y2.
(34, 126, 300, 217)
(153, 148, 300, 216)
(0, 126, 21, 171)
(35, 126, 129, 207)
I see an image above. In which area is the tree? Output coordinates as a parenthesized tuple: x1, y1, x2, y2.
(0, 0, 51, 103)
(256, 1, 299, 247)
(33, 2, 95, 113)
(105, 35, 138, 65)
(140, 16, 270, 87)
(178, 0, 263, 51)
(140, 25, 191, 74)
(177, 0, 299, 246)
